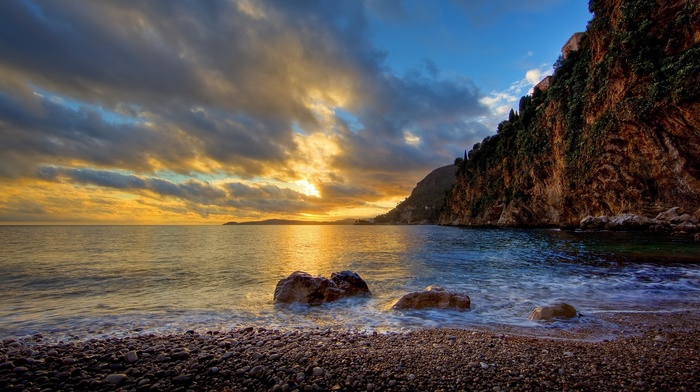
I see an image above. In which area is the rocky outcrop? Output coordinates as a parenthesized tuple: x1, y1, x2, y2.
(391, 285, 470, 310)
(528, 303, 578, 321)
(580, 207, 700, 232)
(273, 271, 371, 306)
(374, 165, 457, 225)
(440, 0, 700, 229)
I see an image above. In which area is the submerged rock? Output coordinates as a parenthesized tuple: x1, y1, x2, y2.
(529, 302, 578, 321)
(273, 270, 371, 306)
(392, 285, 470, 310)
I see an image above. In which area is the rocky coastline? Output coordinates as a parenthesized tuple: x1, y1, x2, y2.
(579, 207, 700, 234)
(2, 310, 699, 391)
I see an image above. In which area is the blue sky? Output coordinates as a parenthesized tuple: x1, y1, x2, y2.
(367, 0, 591, 127)
(0, 0, 592, 224)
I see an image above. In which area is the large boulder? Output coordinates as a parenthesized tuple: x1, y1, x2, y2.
(391, 285, 470, 310)
(528, 302, 578, 321)
(273, 271, 371, 306)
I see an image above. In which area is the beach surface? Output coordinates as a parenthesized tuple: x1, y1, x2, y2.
(1, 310, 699, 391)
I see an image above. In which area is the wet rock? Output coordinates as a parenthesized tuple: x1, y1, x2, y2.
(273, 271, 371, 306)
(580, 215, 608, 230)
(656, 207, 682, 222)
(529, 302, 578, 321)
(391, 285, 470, 310)
(605, 214, 652, 230)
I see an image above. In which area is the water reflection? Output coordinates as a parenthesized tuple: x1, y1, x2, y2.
(0, 225, 698, 341)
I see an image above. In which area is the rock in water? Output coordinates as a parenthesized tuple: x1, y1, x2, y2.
(391, 285, 471, 310)
(330, 270, 371, 298)
(529, 302, 578, 321)
(273, 271, 371, 306)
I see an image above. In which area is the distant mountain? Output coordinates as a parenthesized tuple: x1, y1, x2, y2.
(224, 218, 357, 225)
(374, 164, 457, 225)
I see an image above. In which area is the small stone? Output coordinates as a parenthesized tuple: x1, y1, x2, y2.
(13, 366, 29, 374)
(126, 350, 139, 363)
(47, 349, 58, 357)
(172, 374, 193, 384)
(480, 362, 489, 369)
(210, 366, 220, 374)
(564, 351, 575, 357)
(558, 368, 566, 376)
(407, 374, 416, 381)
(61, 357, 76, 366)
(312, 367, 324, 377)
(105, 373, 128, 385)
(172, 350, 190, 360)
(55, 371, 71, 379)
(249, 365, 263, 378)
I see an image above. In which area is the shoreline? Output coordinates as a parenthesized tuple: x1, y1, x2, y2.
(2, 310, 699, 391)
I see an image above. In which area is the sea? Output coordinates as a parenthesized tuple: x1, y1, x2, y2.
(1, 225, 699, 343)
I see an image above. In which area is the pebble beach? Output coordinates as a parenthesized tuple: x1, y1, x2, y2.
(2, 310, 699, 392)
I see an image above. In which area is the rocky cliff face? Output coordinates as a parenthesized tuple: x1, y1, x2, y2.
(440, 0, 700, 229)
(375, 164, 456, 224)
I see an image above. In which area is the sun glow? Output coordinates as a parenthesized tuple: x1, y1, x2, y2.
(296, 179, 320, 197)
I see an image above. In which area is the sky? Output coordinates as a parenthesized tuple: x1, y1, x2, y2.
(0, 0, 591, 224)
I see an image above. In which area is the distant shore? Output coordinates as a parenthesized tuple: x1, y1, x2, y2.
(2, 310, 698, 391)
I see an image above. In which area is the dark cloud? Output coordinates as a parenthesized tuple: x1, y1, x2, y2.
(335, 63, 489, 173)
(37, 166, 226, 202)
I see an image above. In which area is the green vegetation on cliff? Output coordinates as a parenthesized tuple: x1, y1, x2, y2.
(442, 0, 700, 227)
(375, 165, 457, 224)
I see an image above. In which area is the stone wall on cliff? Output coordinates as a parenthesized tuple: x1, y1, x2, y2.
(440, 0, 700, 228)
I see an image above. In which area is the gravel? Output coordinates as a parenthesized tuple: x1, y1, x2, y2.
(1, 310, 698, 391)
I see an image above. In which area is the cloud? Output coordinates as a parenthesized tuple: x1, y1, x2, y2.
(0, 0, 494, 222)
(478, 64, 552, 130)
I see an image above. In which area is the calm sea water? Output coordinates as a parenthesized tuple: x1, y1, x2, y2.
(1, 225, 699, 342)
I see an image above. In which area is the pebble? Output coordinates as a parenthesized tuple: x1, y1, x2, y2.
(126, 350, 139, 363)
(61, 357, 76, 366)
(1, 316, 699, 391)
(105, 373, 128, 385)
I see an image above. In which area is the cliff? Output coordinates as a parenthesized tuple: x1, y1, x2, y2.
(375, 164, 457, 224)
(440, 0, 700, 230)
